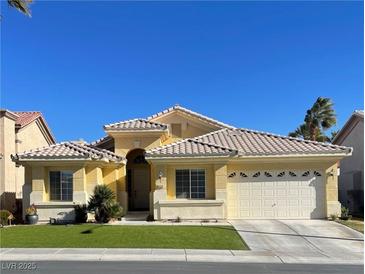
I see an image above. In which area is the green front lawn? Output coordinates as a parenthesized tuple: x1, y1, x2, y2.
(0, 225, 248, 250)
(336, 218, 364, 233)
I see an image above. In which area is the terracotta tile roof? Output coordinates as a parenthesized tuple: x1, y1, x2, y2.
(12, 141, 125, 163)
(147, 105, 235, 129)
(146, 128, 352, 158)
(91, 135, 113, 146)
(145, 138, 237, 158)
(11, 111, 56, 144)
(104, 118, 168, 131)
(13, 111, 42, 128)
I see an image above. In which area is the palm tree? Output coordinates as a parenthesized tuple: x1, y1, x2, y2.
(304, 97, 336, 141)
(289, 123, 330, 142)
(289, 97, 336, 142)
(88, 185, 123, 223)
(330, 130, 339, 142)
(7, 0, 32, 17)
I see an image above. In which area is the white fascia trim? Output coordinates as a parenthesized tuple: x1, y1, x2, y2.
(16, 158, 126, 164)
(234, 152, 352, 159)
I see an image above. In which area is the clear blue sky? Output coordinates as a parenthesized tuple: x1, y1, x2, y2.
(1, 1, 363, 142)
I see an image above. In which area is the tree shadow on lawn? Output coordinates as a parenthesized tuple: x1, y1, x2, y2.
(81, 225, 104, 234)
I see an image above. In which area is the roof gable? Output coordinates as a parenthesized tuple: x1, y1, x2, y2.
(12, 111, 56, 144)
(147, 105, 235, 129)
(332, 110, 364, 145)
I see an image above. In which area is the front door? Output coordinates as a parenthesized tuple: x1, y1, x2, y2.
(132, 167, 150, 210)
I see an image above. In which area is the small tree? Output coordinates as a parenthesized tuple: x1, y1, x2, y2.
(88, 185, 123, 223)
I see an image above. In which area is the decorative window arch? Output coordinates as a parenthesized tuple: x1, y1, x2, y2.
(289, 171, 297, 177)
(277, 171, 285, 178)
(252, 171, 261, 178)
(314, 171, 322, 177)
(264, 172, 272, 177)
(228, 172, 236, 178)
(302, 171, 310, 177)
(240, 172, 248, 178)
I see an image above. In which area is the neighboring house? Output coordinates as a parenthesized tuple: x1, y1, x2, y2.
(0, 110, 56, 214)
(12, 105, 351, 221)
(333, 110, 364, 216)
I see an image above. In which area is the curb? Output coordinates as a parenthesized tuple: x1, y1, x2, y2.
(0, 248, 363, 265)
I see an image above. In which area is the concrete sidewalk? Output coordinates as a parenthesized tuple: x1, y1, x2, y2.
(0, 248, 363, 265)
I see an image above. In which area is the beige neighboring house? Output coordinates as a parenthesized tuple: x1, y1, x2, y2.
(12, 105, 352, 222)
(0, 110, 55, 214)
(333, 110, 364, 216)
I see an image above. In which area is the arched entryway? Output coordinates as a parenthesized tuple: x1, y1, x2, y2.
(126, 149, 150, 211)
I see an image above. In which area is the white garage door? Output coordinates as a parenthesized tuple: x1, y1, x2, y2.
(227, 170, 326, 219)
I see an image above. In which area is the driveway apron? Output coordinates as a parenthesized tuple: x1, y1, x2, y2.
(230, 220, 364, 261)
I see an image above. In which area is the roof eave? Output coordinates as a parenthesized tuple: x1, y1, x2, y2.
(0, 109, 19, 121)
(233, 151, 352, 159)
(12, 156, 126, 165)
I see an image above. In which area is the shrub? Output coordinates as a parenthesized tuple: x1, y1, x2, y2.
(340, 206, 351, 220)
(341, 206, 349, 218)
(74, 204, 88, 223)
(146, 214, 154, 222)
(107, 200, 123, 221)
(88, 185, 123, 223)
(25, 204, 37, 215)
(329, 214, 337, 221)
(0, 210, 13, 226)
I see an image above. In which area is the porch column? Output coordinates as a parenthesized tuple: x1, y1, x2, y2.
(73, 167, 88, 204)
(86, 166, 104, 198)
(30, 166, 45, 204)
(325, 163, 341, 217)
(153, 164, 167, 219)
(214, 164, 228, 218)
(116, 166, 128, 214)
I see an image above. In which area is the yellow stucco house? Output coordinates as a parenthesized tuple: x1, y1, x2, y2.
(1, 110, 55, 214)
(12, 105, 352, 222)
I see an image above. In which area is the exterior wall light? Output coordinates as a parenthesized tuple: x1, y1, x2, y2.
(158, 170, 164, 178)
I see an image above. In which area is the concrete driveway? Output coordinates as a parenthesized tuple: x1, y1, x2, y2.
(230, 220, 364, 263)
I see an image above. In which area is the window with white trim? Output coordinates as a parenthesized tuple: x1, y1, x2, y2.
(49, 171, 73, 201)
(176, 169, 205, 199)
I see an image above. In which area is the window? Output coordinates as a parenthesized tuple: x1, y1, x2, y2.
(176, 169, 205, 199)
(49, 171, 73, 201)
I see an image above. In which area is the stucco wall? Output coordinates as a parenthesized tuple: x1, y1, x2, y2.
(114, 136, 162, 157)
(1, 117, 52, 211)
(151, 162, 225, 220)
(337, 119, 364, 215)
(23, 163, 124, 222)
(16, 121, 51, 199)
(165, 164, 215, 200)
(0, 115, 17, 210)
(151, 112, 217, 141)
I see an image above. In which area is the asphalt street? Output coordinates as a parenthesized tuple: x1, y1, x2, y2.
(1, 261, 363, 274)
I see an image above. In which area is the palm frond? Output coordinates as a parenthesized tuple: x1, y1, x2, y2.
(7, 0, 32, 17)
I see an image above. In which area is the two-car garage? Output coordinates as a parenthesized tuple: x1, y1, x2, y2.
(227, 169, 326, 219)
